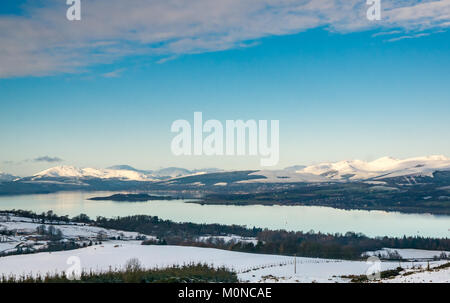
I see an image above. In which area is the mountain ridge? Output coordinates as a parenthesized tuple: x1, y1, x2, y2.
(7, 155, 450, 184)
(0, 171, 17, 182)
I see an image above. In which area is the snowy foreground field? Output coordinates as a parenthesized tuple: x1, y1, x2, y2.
(1, 213, 449, 283)
(0, 241, 448, 283)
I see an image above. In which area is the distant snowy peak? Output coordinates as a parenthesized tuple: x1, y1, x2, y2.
(34, 166, 83, 178)
(153, 167, 191, 178)
(283, 165, 307, 172)
(297, 155, 450, 180)
(108, 165, 222, 179)
(0, 171, 17, 182)
(246, 155, 450, 183)
(31, 165, 201, 181)
(109, 165, 197, 178)
(107, 165, 146, 172)
(32, 166, 151, 181)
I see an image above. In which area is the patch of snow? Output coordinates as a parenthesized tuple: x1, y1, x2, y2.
(0, 221, 140, 240)
(365, 248, 450, 260)
(0, 214, 145, 241)
(241, 170, 329, 183)
(364, 181, 388, 185)
(368, 186, 400, 192)
(378, 266, 450, 283)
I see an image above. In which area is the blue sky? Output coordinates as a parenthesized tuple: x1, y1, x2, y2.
(1, 0, 450, 175)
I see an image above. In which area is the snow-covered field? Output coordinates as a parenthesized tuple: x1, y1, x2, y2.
(0, 214, 147, 255)
(0, 217, 140, 239)
(0, 241, 447, 283)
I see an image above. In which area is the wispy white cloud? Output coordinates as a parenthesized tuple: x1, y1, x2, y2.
(3, 156, 64, 165)
(0, 0, 449, 78)
(156, 56, 179, 64)
(386, 32, 431, 42)
(102, 68, 126, 78)
(33, 156, 64, 163)
(372, 30, 403, 37)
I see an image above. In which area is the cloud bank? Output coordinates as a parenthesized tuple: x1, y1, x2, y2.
(33, 156, 64, 163)
(0, 0, 449, 78)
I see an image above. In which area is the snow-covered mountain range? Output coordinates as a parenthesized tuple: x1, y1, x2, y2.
(302, 155, 450, 179)
(5, 155, 450, 183)
(28, 165, 217, 182)
(31, 166, 151, 181)
(246, 155, 450, 183)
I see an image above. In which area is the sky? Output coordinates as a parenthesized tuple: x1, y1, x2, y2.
(1, 0, 450, 176)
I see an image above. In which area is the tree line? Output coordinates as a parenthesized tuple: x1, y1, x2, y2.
(2, 210, 449, 260)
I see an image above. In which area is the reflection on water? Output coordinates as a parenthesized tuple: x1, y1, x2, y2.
(0, 191, 449, 238)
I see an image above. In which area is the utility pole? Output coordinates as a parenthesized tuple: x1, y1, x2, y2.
(294, 254, 297, 274)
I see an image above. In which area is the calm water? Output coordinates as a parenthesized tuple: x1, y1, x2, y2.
(0, 191, 449, 238)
